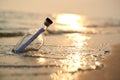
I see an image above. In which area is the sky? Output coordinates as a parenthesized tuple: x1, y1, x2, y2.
(0, 0, 120, 18)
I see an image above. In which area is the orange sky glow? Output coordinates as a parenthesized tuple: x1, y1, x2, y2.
(0, 0, 120, 18)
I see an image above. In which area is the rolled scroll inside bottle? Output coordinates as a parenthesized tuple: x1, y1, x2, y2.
(12, 18, 53, 53)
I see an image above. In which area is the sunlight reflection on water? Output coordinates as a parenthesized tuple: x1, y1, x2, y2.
(52, 13, 87, 31)
(37, 58, 46, 64)
(65, 33, 90, 47)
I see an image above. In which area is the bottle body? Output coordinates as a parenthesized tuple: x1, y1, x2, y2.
(12, 17, 53, 53)
(13, 28, 44, 53)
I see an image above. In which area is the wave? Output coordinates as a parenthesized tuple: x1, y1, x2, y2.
(0, 10, 120, 37)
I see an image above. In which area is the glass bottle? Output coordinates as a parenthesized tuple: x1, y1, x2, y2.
(12, 18, 53, 53)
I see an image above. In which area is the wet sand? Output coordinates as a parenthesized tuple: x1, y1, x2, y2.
(75, 44, 120, 80)
(0, 33, 120, 80)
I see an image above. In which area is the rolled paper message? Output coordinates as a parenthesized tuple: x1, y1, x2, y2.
(12, 18, 53, 53)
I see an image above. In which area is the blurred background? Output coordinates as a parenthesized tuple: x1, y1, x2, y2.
(0, 0, 120, 34)
(0, 0, 120, 18)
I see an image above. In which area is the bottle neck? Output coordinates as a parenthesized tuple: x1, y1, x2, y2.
(29, 24, 47, 35)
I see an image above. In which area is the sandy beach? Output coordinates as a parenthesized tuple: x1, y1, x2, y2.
(0, 10, 120, 80)
(0, 32, 120, 80)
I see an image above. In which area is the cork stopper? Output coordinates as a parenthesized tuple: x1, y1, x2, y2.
(44, 18, 53, 27)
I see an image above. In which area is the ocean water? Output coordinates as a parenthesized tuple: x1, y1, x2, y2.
(0, 10, 120, 34)
(0, 10, 120, 80)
